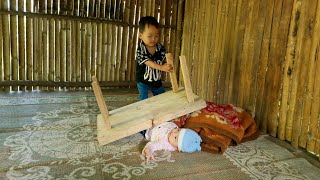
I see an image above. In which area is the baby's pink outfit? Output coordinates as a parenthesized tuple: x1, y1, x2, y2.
(144, 122, 178, 154)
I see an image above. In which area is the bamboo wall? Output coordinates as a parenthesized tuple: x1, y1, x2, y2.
(0, 0, 183, 91)
(181, 0, 320, 156)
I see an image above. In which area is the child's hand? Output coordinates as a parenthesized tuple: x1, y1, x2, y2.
(161, 63, 173, 72)
(142, 147, 155, 162)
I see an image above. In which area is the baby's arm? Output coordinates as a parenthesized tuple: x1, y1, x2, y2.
(142, 141, 165, 162)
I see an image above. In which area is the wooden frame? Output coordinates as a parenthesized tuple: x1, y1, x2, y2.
(92, 55, 206, 146)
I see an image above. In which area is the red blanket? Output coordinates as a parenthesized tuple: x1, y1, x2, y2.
(174, 102, 259, 154)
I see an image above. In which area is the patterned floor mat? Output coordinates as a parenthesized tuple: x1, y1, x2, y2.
(0, 91, 319, 179)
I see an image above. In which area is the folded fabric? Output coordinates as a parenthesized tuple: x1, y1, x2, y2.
(199, 127, 231, 153)
(181, 101, 258, 154)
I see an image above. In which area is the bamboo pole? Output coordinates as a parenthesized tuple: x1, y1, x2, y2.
(210, 0, 223, 102)
(101, 0, 106, 18)
(131, 0, 141, 81)
(221, 0, 232, 103)
(110, 23, 116, 81)
(33, 3, 39, 91)
(86, 22, 92, 83)
(125, 0, 136, 81)
(307, 0, 320, 153)
(198, 0, 210, 97)
(42, 13, 48, 90)
(0, 2, 3, 91)
(10, 0, 18, 91)
(101, 23, 108, 81)
(228, 0, 242, 103)
(180, 0, 192, 86)
(91, 22, 97, 79)
(80, 22, 86, 82)
(224, 0, 238, 103)
(249, 0, 269, 118)
(66, 19, 71, 83)
(60, 20, 67, 87)
(160, 0, 166, 48)
(239, 0, 261, 110)
(291, 1, 316, 148)
(278, 0, 301, 140)
(96, 23, 102, 80)
(115, 1, 122, 82)
(196, 0, 206, 98)
(120, 0, 131, 81)
(190, 1, 200, 95)
(76, 22, 81, 82)
(38, 1, 45, 90)
(268, 0, 293, 137)
(164, 0, 171, 52)
(313, 53, 320, 155)
(169, 0, 177, 58)
(18, 0, 26, 91)
(102, 24, 113, 81)
(286, 1, 307, 146)
(217, 0, 231, 104)
(71, 20, 77, 82)
(254, 0, 274, 130)
(299, 0, 320, 148)
(26, 1, 33, 90)
(154, 0, 161, 19)
(115, 25, 122, 81)
(262, 0, 284, 136)
(174, 0, 183, 76)
(54, 18, 62, 85)
(49, 16, 55, 90)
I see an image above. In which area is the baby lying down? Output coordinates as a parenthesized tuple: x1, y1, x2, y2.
(141, 122, 202, 162)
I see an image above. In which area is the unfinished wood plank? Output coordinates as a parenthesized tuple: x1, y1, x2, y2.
(166, 53, 179, 92)
(179, 55, 195, 102)
(97, 88, 206, 145)
(91, 76, 111, 129)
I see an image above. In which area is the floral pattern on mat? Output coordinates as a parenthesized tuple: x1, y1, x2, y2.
(3, 102, 174, 179)
(224, 136, 311, 180)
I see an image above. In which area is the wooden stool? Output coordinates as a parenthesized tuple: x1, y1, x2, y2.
(92, 55, 206, 145)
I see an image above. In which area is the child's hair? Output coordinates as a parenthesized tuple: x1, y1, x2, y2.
(138, 16, 159, 33)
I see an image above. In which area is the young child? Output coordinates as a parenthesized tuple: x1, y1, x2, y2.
(136, 16, 173, 101)
(142, 122, 202, 162)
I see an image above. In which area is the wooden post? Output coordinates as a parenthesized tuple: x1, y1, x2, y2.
(179, 56, 194, 103)
(91, 76, 111, 129)
(166, 53, 179, 92)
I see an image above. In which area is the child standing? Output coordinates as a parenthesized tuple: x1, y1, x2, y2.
(136, 16, 173, 100)
(142, 122, 202, 162)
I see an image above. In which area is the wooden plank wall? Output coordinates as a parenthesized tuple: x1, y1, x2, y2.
(0, 0, 183, 91)
(181, 0, 320, 156)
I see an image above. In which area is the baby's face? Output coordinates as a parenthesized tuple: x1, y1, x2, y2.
(168, 128, 181, 148)
(139, 24, 160, 47)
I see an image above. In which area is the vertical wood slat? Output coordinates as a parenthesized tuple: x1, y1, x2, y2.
(307, 0, 320, 153)
(291, 1, 317, 148)
(0, 2, 3, 91)
(120, 0, 131, 81)
(278, 0, 301, 141)
(254, 0, 274, 130)
(0, 3, 4, 92)
(125, 0, 136, 81)
(26, 1, 32, 91)
(299, 0, 320, 148)
(18, 0, 25, 91)
(2, 1, 10, 92)
(285, 0, 307, 143)
(10, 0, 18, 91)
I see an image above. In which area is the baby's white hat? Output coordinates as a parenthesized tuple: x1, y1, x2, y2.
(178, 128, 202, 153)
